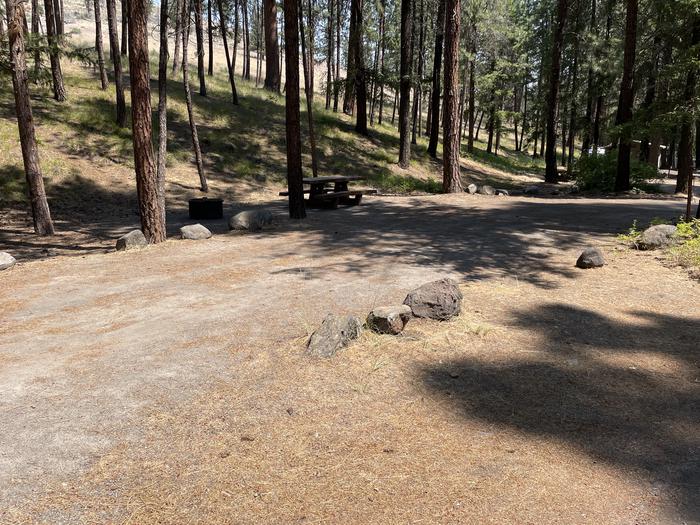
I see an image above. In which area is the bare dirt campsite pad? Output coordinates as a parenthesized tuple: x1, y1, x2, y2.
(1, 194, 698, 524)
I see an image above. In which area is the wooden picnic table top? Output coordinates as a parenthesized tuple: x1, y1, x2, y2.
(302, 175, 365, 184)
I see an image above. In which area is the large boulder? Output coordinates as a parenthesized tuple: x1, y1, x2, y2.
(307, 314, 362, 358)
(116, 230, 148, 251)
(639, 224, 678, 250)
(0, 252, 17, 271)
(367, 305, 412, 335)
(229, 210, 275, 232)
(180, 223, 212, 240)
(466, 183, 478, 195)
(478, 185, 496, 196)
(576, 247, 606, 269)
(403, 278, 463, 321)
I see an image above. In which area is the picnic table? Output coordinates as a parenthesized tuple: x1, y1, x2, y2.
(279, 175, 376, 208)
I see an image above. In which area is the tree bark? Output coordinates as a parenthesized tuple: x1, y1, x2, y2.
(263, 0, 280, 90)
(207, 0, 213, 75)
(94, 0, 109, 89)
(6, 0, 55, 235)
(544, 0, 568, 183)
(194, 0, 207, 95)
(106, 0, 126, 126)
(677, 16, 699, 198)
(377, 0, 386, 125)
(156, 0, 168, 220)
(349, 0, 367, 134)
(427, 0, 444, 157)
(172, 0, 182, 73)
(442, 0, 461, 193)
(120, 0, 128, 55)
(333, 0, 341, 111)
(31, 0, 41, 78)
(325, 0, 334, 108)
(243, 0, 250, 79)
(129, 0, 166, 242)
(283, 0, 305, 218)
(299, 0, 319, 176)
(410, 0, 424, 145)
(398, 0, 412, 168)
(217, 0, 239, 104)
(581, 0, 596, 154)
(182, 0, 209, 192)
(614, 0, 638, 192)
(343, 0, 358, 114)
(43, 0, 66, 101)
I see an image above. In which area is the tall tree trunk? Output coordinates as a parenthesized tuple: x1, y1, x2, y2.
(182, 0, 209, 192)
(263, 0, 280, 90)
(217, 0, 239, 103)
(129, 0, 166, 242)
(6, 0, 54, 235)
(426, 0, 444, 157)
(325, 0, 334, 108)
(306, 0, 315, 96)
(377, 0, 386, 124)
(410, 0, 424, 144)
(614, 0, 638, 192)
(172, 0, 182, 73)
(233, 0, 239, 74)
(567, 21, 580, 172)
(677, 16, 699, 198)
(349, 0, 366, 133)
(194, 0, 207, 95)
(299, 0, 319, 176)
(343, 0, 357, 113)
(283, 0, 305, 218)
(442, 0, 461, 192)
(94, 0, 109, 89)
(333, 0, 341, 111)
(544, 0, 568, 183)
(43, 0, 66, 101)
(106, 0, 126, 126)
(207, 0, 213, 75)
(243, 0, 250, 79)
(120, 0, 128, 55)
(581, 0, 596, 154)
(398, 0, 412, 168)
(31, 0, 41, 78)
(156, 0, 168, 221)
(55, 0, 63, 34)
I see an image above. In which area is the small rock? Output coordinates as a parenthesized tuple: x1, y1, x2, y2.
(495, 189, 510, 196)
(367, 305, 413, 335)
(0, 252, 17, 271)
(576, 247, 606, 269)
(116, 230, 148, 251)
(523, 185, 540, 195)
(180, 223, 212, 240)
(229, 210, 275, 232)
(404, 278, 463, 321)
(307, 314, 362, 358)
(639, 224, 678, 250)
(478, 185, 496, 196)
(466, 183, 478, 194)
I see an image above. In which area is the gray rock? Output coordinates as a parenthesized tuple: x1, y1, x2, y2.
(523, 185, 540, 195)
(466, 183, 478, 194)
(576, 247, 606, 269)
(367, 305, 413, 335)
(229, 210, 275, 232)
(307, 314, 362, 358)
(403, 278, 463, 321)
(478, 185, 496, 196)
(0, 252, 17, 271)
(180, 223, 212, 240)
(116, 230, 148, 251)
(639, 224, 678, 250)
(495, 189, 510, 196)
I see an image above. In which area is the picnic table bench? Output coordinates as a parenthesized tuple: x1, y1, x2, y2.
(279, 175, 376, 208)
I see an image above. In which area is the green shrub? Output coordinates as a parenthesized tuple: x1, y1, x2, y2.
(573, 151, 658, 192)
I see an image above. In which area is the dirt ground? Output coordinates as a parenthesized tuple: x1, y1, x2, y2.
(1, 193, 698, 524)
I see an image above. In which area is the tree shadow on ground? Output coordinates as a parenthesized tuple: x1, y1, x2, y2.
(419, 303, 700, 521)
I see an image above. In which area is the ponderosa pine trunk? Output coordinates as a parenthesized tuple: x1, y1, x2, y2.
(106, 0, 126, 126)
(243, 0, 250, 79)
(6, 0, 54, 235)
(94, 0, 109, 89)
(30, 0, 41, 78)
(343, 0, 357, 114)
(120, 0, 128, 55)
(299, 0, 318, 176)
(410, 0, 424, 145)
(677, 16, 699, 199)
(544, 0, 568, 183)
(377, 0, 386, 124)
(217, 0, 239, 103)
(442, 0, 460, 192)
(129, 0, 166, 242)
(156, 0, 168, 218)
(427, 0, 445, 157)
(333, 0, 341, 112)
(325, 0, 334, 108)
(182, 0, 209, 192)
(398, 0, 412, 168)
(43, 0, 66, 101)
(207, 0, 213, 75)
(349, 0, 367, 134)
(283, 0, 305, 219)
(614, 0, 637, 192)
(194, 0, 207, 95)
(172, 0, 182, 73)
(581, 0, 596, 154)
(263, 0, 280, 90)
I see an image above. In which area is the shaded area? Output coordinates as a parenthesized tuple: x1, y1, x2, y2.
(420, 303, 700, 521)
